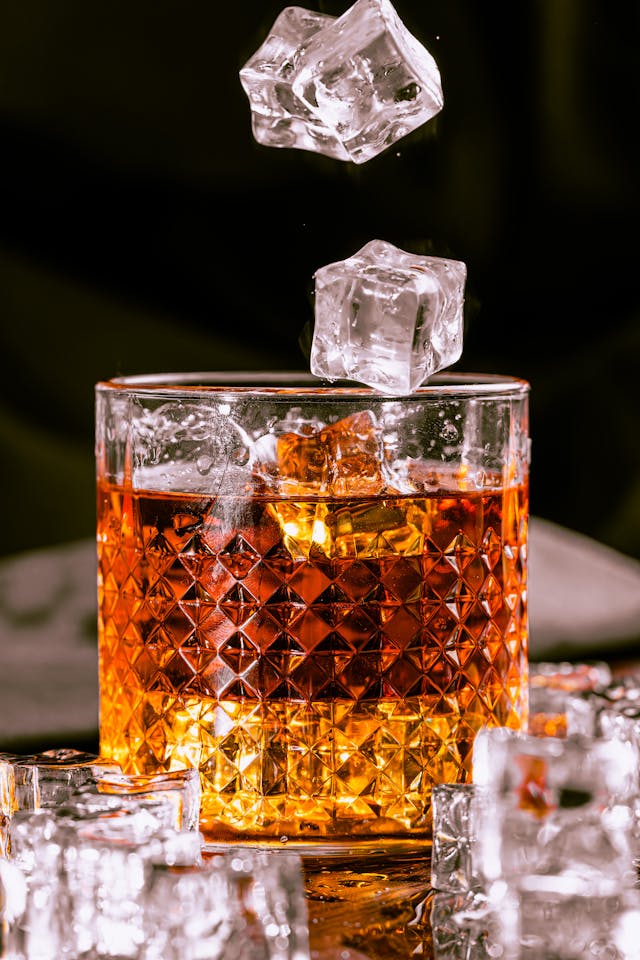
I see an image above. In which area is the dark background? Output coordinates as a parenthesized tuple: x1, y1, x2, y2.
(1, 1, 638, 561)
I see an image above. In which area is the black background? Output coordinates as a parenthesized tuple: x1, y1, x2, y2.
(1, 1, 638, 560)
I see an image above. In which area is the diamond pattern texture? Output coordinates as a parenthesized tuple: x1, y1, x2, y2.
(97, 483, 528, 842)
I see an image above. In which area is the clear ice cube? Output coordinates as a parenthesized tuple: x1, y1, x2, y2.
(430, 888, 516, 960)
(239, 0, 443, 164)
(5, 799, 204, 960)
(310, 239, 466, 394)
(1, 749, 123, 857)
(239, 7, 348, 160)
(430, 783, 484, 894)
(89, 766, 202, 832)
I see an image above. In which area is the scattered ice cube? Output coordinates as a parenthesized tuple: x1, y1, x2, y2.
(310, 239, 466, 394)
(528, 660, 612, 738)
(430, 783, 484, 894)
(566, 675, 640, 744)
(430, 887, 516, 960)
(166, 848, 310, 960)
(89, 766, 202, 832)
(5, 800, 204, 960)
(1, 748, 309, 960)
(472, 728, 638, 896)
(511, 888, 640, 960)
(239, 0, 443, 164)
(1, 749, 123, 857)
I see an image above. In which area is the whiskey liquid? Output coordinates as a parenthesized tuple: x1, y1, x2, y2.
(97, 478, 528, 845)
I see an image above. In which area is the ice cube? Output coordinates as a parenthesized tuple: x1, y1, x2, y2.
(264, 410, 401, 558)
(566, 675, 640, 744)
(239, 7, 348, 160)
(142, 848, 309, 960)
(240, 0, 443, 164)
(1, 748, 121, 811)
(528, 660, 612, 738)
(430, 783, 484, 894)
(88, 766, 202, 832)
(310, 239, 466, 395)
(0, 749, 122, 856)
(5, 800, 204, 960)
(510, 888, 640, 960)
(472, 728, 638, 896)
(430, 888, 516, 960)
(275, 410, 383, 495)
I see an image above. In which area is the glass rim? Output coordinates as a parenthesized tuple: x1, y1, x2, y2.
(95, 370, 530, 400)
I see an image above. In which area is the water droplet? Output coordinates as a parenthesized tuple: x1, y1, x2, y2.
(196, 455, 214, 475)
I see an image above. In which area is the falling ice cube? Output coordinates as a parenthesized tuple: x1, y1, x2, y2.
(310, 239, 466, 394)
(239, 6, 348, 160)
(239, 0, 443, 164)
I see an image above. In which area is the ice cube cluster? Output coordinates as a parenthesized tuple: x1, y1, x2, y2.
(430, 664, 640, 960)
(0, 749, 309, 960)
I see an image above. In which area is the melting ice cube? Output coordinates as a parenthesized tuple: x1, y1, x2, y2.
(310, 239, 466, 394)
(239, 0, 443, 164)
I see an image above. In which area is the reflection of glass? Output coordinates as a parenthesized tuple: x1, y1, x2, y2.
(95, 372, 530, 850)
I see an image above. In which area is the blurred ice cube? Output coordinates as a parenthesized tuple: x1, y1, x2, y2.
(528, 660, 612, 738)
(472, 728, 638, 896)
(144, 849, 310, 960)
(1, 749, 122, 856)
(310, 239, 466, 394)
(240, 0, 443, 164)
(511, 888, 640, 960)
(6, 799, 204, 960)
